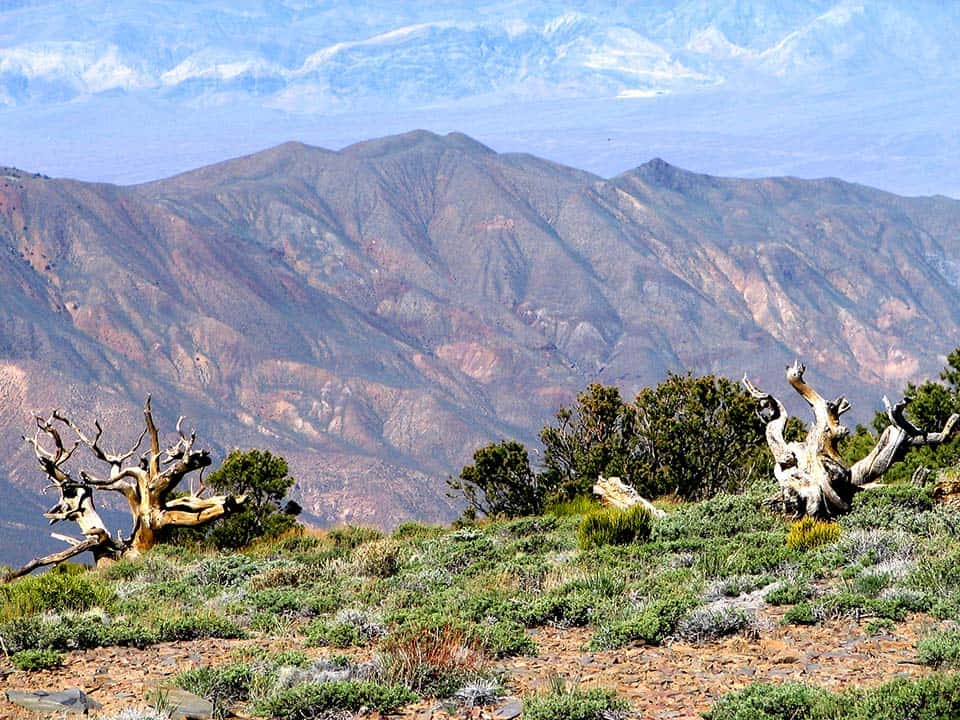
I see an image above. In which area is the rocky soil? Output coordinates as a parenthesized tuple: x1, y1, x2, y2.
(1, 607, 939, 720)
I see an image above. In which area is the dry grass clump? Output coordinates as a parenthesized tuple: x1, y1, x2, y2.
(786, 517, 841, 551)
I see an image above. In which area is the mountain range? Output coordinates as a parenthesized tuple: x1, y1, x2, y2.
(4, 1, 956, 107)
(2, 130, 960, 566)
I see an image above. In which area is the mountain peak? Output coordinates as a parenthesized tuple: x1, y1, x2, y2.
(627, 157, 715, 194)
(341, 130, 495, 159)
(637, 157, 679, 176)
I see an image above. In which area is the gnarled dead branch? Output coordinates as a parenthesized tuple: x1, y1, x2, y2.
(744, 361, 960, 517)
(3, 396, 247, 582)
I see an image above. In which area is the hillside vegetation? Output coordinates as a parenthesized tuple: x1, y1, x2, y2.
(5, 353, 960, 716)
(4, 480, 960, 718)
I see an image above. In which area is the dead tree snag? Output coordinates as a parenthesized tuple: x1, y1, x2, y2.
(744, 361, 959, 517)
(3, 397, 247, 581)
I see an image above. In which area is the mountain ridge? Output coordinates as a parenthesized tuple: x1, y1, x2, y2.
(2, 130, 960, 566)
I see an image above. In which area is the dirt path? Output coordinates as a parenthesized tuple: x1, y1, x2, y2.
(0, 612, 940, 719)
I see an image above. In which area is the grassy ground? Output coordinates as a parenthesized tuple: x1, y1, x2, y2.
(3, 485, 960, 719)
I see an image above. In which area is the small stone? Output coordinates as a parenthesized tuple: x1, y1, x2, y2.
(493, 696, 523, 720)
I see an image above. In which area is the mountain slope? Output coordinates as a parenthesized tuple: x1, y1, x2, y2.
(2, 132, 960, 566)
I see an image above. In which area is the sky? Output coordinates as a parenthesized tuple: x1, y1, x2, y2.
(1, 0, 959, 196)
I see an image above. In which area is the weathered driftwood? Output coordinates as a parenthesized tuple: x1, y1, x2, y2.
(3, 397, 246, 582)
(744, 361, 959, 517)
(593, 475, 667, 518)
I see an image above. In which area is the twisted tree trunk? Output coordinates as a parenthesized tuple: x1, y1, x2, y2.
(744, 361, 959, 517)
(3, 397, 246, 582)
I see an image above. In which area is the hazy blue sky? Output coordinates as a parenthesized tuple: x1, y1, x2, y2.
(2, 1, 959, 195)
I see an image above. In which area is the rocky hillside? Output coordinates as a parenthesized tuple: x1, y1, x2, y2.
(2, 131, 960, 565)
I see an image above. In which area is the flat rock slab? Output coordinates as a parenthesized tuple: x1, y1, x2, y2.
(493, 697, 523, 719)
(159, 687, 214, 720)
(6, 688, 102, 714)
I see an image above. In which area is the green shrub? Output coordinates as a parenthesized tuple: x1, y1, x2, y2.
(783, 591, 926, 626)
(908, 551, 960, 596)
(578, 505, 653, 549)
(34, 612, 116, 650)
(141, 578, 197, 603)
(10, 648, 63, 671)
(354, 538, 403, 578)
(840, 673, 960, 720)
(0, 610, 243, 652)
(100, 558, 141, 581)
(0, 611, 149, 652)
(545, 495, 602, 517)
(174, 664, 255, 718)
(247, 588, 322, 616)
(696, 533, 790, 576)
(764, 582, 811, 606)
(470, 620, 536, 658)
(853, 570, 891, 597)
(305, 620, 362, 648)
(786, 517, 841, 551)
(154, 613, 245, 642)
(851, 485, 934, 514)
(305, 609, 383, 648)
(0, 615, 44, 652)
(248, 561, 325, 590)
(842, 485, 937, 533)
(500, 515, 560, 538)
(190, 554, 263, 588)
(392, 522, 443, 540)
(918, 628, 960, 668)
(783, 602, 817, 625)
(254, 681, 417, 718)
(706, 674, 960, 720)
(0, 564, 114, 620)
(865, 618, 897, 635)
(703, 682, 827, 720)
(328, 526, 383, 552)
(653, 494, 781, 542)
(523, 681, 629, 720)
(590, 594, 698, 649)
(199, 449, 301, 551)
(521, 592, 594, 628)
